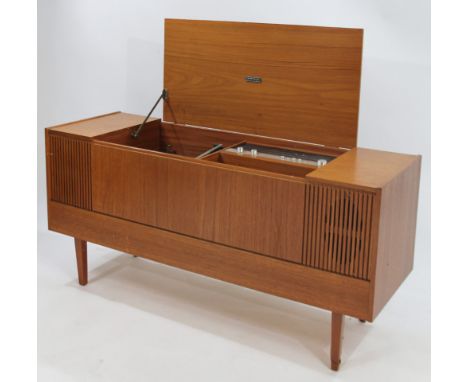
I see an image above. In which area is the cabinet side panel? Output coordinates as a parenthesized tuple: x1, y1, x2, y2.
(303, 183, 375, 280)
(91, 143, 305, 263)
(48, 133, 92, 210)
(372, 157, 421, 318)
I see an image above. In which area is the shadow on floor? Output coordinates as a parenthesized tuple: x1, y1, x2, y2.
(67, 251, 372, 371)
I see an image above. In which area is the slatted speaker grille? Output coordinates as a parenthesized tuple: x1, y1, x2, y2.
(48, 133, 92, 210)
(302, 183, 375, 280)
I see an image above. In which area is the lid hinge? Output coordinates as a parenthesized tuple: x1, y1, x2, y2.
(132, 89, 168, 138)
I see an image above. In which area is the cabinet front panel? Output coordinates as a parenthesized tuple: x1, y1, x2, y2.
(91, 143, 305, 263)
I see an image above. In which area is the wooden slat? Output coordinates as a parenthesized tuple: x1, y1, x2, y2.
(302, 184, 310, 265)
(319, 186, 328, 269)
(340, 189, 349, 275)
(349, 191, 359, 277)
(363, 195, 373, 279)
(339, 188, 347, 272)
(353, 187, 363, 278)
(358, 193, 368, 278)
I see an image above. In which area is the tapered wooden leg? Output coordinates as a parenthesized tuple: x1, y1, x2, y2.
(331, 312, 344, 371)
(74, 238, 88, 286)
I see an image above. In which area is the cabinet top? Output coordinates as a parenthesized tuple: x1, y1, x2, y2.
(307, 148, 421, 190)
(47, 112, 151, 138)
(163, 19, 363, 149)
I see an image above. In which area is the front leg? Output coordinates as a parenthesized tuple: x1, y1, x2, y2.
(74, 238, 88, 286)
(330, 312, 344, 371)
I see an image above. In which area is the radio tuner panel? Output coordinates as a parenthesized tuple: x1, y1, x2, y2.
(225, 143, 335, 167)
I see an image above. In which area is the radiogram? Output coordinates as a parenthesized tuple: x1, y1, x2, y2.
(45, 19, 421, 371)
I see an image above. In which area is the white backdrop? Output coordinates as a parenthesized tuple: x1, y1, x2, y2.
(38, 1, 430, 380)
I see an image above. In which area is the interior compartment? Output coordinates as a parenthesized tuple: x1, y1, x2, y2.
(95, 120, 243, 158)
(204, 151, 315, 177)
(92, 120, 162, 151)
(94, 120, 345, 177)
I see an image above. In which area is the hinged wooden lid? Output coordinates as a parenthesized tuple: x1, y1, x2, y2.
(163, 19, 363, 149)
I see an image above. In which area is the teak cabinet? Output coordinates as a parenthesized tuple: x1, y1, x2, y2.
(45, 19, 421, 371)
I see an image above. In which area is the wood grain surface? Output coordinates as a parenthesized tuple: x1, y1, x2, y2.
(307, 148, 421, 191)
(42, 18, 424, 371)
(302, 183, 376, 280)
(47, 132, 92, 210)
(91, 142, 306, 263)
(159, 122, 347, 158)
(164, 19, 363, 148)
(49, 112, 152, 138)
(370, 157, 421, 318)
(94, 120, 161, 151)
(49, 201, 372, 319)
(331, 312, 344, 370)
(211, 151, 314, 177)
(74, 238, 88, 286)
